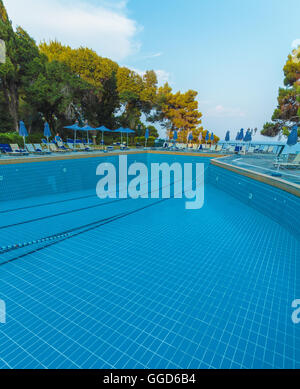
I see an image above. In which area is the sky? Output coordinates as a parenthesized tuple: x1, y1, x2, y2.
(4, 0, 300, 140)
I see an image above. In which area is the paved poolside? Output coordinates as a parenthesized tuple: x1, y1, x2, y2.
(221, 155, 300, 185)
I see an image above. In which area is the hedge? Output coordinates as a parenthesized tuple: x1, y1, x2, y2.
(0, 132, 45, 147)
(135, 136, 156, 147)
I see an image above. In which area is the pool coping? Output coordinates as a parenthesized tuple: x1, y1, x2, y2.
(0, 150, 219, 165)
(1, 150, 299, 198)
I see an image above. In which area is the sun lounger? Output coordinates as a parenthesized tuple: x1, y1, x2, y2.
(49, 144, 67, 153)
(25, 144, 45, 155)
(10, 144, 29, 156)
(56, 141, 69, 152)
(0, 144, 24, 156)
(67, 142, 80, 151)
(274, 153, 300, 169)
(239, 146, 247, 155)
(33, 144, 52, 155)
(176, 143, 185, 150)
(260, 145, 269, 153)
(77, 143, 93, 152)
(0, 144, 13, 155)
(215, 145, 222, 152)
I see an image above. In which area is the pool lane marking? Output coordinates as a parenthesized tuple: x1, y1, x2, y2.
(0, 198, 130, 230)
(0, 166, 206, 230)
(0, 164, 209, 257)
(0, 198, 170, 267)
(0, 212, 130, 255)
(0, 193, 97, 214)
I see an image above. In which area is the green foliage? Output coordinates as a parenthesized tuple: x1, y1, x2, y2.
(261, 122, 280, 137)
(0, 90, 13, 131)
(0, 1, 204, 143)
(0, 132, 23, 146)
(0, 131, 45, 146)
(151, 83, 203, 142)
(262, 46, 300, 138)
(135, 136, 156, 147)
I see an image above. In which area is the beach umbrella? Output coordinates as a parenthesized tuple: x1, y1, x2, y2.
(114, 127, 126, 145)
(187, 132, 193, 148)
(145, 128, 150, 147)
(239, 128, 244, 141)
(225, 131, 230, 142)
(244, 130, 252, 143)
(249, 131, 253, 143)
(210, 133, 214, 143)
(95, 126, 113, 149)
(64, 123, 82, 149)
(19, 121, 28, 149)
(123, 128, 135, 146)
(205, 131, 210, 143)
(235, 131, 240, 141)
(44, 122, 52, 150)
(287, 125, 298, 146)
(198, 132, 203, 143)
(173, 130, 178, 141)
(81, 124, 94, 144)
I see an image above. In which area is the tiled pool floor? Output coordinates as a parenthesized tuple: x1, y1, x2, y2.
(0, 185, 299, 369)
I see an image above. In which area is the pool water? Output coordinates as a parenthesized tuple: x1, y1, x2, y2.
(0, 154, 299, 369)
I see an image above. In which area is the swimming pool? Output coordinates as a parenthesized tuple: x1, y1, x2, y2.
(0, 153, 299, 369)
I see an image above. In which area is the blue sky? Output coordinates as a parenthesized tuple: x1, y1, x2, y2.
(5, 0, 300, 139)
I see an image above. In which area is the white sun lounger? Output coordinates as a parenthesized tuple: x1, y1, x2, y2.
(274, 153, 300, 169)
(10, 144, 29, 156)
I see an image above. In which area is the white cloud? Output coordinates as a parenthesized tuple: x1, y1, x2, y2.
(155, 70, 170, 85)
(292, 39, 300, 49)
(207, 105, 245, 118)
(142, 52, 163, 59)
(4, 0, 140, 61)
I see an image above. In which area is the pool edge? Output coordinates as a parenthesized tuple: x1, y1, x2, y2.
(211, 157, 300, 198)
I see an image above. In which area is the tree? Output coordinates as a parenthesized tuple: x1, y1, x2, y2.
(151, 83, 203, 142)
(40, 42, 123, 128)
(0, 1, 43, 131)
(24, 60, 91, 133)
(0, 2, 206, 139)
(0, 89, 13, 131)
(262, 46, 300, 138)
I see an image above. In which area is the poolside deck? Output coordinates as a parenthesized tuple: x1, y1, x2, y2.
(221, 155, 300, 185)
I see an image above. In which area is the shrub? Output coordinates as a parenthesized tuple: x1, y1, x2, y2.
(135, 136, 156, 147)
(0, 132, 24, 147)
(0, 132, 45, 147)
